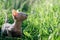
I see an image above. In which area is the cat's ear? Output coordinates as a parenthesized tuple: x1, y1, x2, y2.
(12, 9, 18, 16)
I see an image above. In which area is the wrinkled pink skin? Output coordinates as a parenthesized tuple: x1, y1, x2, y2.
(1, 12, 28, 38)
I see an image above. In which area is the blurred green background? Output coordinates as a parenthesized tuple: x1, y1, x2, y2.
(0, 0, 60, 40)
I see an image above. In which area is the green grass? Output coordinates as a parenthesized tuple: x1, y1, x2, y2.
(0, 0, 60, 40)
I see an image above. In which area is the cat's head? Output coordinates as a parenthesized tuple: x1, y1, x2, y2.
(12, 9, 28, 21)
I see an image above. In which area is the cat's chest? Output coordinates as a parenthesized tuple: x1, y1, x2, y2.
(12, 27, 21, 32)
(11, 27, 22, 35)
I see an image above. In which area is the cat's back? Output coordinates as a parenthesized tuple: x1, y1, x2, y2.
(1, 23, 12, 31)
(2, 23, 11, 28)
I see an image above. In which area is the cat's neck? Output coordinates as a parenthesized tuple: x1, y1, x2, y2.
(13, 20, 22, 30)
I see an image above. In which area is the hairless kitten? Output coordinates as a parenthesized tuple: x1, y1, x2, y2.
(1, 9, 28, 38)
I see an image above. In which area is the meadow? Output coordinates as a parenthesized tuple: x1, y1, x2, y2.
(0, 0, 60, 40)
